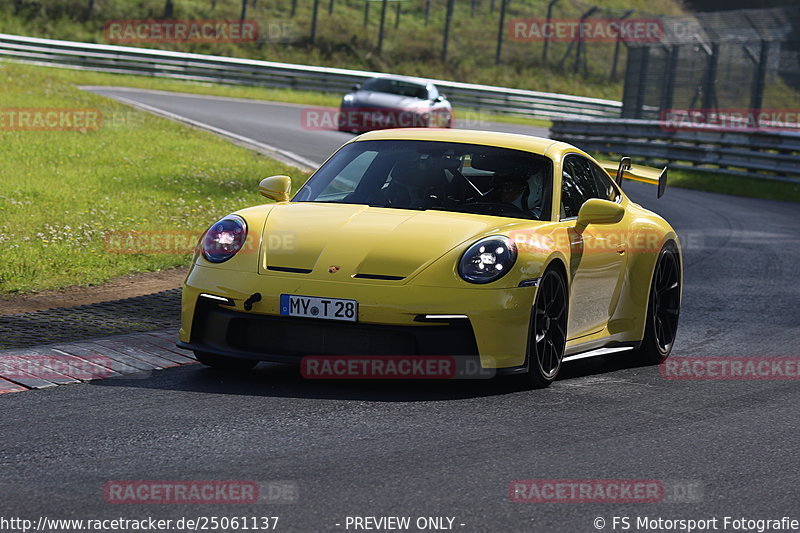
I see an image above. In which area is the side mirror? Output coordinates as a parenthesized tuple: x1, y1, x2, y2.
(436, 95, 446, 102)
(259, 175, 292, 202)
(352, 83, 361, 91)
(576, 199, 624, 228)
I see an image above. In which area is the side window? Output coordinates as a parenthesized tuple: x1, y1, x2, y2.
(561, 158, 587, 219)
(587, 160, 619, 202)
(561, 156, 617, 219)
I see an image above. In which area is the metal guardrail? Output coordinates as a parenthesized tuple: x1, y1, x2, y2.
(0, 33, 621, 121)
(551, 118, 800, 183)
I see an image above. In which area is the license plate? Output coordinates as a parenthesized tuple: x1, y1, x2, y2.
(280, 294, 358, 322)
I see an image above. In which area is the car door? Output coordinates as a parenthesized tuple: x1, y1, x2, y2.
(560, 155, 628, 340)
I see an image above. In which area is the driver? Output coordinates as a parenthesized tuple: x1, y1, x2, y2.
(488, 173, 545, 217)
(493, 176, 528, 208)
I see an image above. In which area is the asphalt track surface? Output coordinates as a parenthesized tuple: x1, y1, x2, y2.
(2, 88, 799, 531)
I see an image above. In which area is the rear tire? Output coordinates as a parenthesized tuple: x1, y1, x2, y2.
(635, 242, 681, 364)
(523, 268, 568, 388)
(194, 351, 258, 371)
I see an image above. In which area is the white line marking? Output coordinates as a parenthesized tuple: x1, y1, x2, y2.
(83, 89, 321, 172)
(78, 85, 323, 109)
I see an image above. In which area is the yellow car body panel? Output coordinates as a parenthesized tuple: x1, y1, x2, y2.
(180, 129, 682, 370)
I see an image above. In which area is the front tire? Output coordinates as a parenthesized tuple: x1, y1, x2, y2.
(524, 268, 568, 388)
(635, 242, 681, 364)
(194, 351, 258, 371)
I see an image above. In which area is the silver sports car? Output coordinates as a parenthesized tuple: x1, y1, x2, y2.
(338, 75, 453, 132)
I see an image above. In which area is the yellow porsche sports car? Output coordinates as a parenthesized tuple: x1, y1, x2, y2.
(178, 129, 682, 387)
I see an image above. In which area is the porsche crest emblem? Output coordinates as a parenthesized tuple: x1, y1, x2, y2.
(328, 265, 341, 274)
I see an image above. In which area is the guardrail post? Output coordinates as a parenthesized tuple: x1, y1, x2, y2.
(542, 0, 559, 63)
(311, 0, 321, 43)
(701, 43, 719, 111)
(659, 45, 679, 115)
(378, 0, 388, 52)
(610, 9, 634, 78)
(750, 40, 770, 127)
(442, 0, 455, 62)
(574, 6, 598, 74)
(633, 47, 650, 119)
(84, 0, 95, 20)
(495, 0, 507, 65)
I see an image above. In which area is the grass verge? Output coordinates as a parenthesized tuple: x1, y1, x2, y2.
(0, 61, 309, 295)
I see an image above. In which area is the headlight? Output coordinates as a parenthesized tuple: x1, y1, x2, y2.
(201, 215, 247, 263)
(458, 236, 517, 284)
(342, 94, 354, 103)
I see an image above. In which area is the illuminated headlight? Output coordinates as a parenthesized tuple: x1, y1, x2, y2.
(201, 215, 247, 263)
(342, 94, 354, 103)
(458, 236, 517, 284)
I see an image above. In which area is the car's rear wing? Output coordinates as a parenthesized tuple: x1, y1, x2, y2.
(598, 157, 669, 198)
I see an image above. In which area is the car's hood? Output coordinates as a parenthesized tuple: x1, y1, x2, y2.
(259, 203, 513, 280)
(349, 91, 426, 110)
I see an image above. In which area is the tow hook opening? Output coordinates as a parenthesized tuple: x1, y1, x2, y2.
(243, 292, 262, 311)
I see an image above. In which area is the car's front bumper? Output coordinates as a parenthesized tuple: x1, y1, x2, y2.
(180, 264, 536, 369)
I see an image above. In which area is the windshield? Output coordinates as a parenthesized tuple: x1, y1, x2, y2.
(293, 140, 553, 220)
(360, 78, 429, 99)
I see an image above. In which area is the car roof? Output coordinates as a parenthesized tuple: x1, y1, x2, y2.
(365, 74, 435, 87)
(353, 128, 576, 158)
